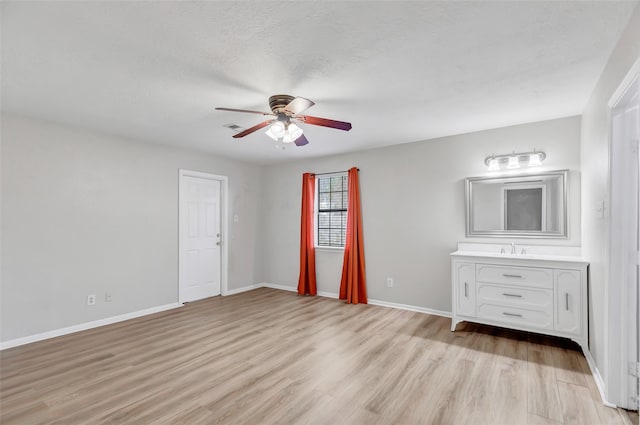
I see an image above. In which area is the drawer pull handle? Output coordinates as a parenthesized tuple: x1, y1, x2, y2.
(502, 293, 522, 298)
(503, 312, 523, 318)
(565, 293, 569, 310)
(502, 274, 523, 278)
(464, 282, 468, 298)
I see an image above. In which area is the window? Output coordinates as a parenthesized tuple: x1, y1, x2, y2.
(316, 173, 348, 248)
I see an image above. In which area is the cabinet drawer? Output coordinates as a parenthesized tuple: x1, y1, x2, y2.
(476, 264, 553, 288)
(477, 303, 553, 330)
(477, 284, 552, 310)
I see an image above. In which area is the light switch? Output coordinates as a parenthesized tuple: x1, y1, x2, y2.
(233, 214, 240, 223)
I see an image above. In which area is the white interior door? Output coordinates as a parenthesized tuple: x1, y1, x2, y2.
(180, 175, 222, 302)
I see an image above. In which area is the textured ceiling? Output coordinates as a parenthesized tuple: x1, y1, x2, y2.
(1, 1, 636, 164)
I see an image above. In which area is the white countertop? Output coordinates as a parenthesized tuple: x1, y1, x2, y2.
(451, 243, 588, 263)
(450, 250, 587, 263)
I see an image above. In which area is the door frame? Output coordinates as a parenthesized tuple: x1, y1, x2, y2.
(178, 169, 229, 303)
(605, 56, 640, 409)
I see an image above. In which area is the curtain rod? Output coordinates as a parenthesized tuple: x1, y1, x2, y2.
(311, 168, 359, 177)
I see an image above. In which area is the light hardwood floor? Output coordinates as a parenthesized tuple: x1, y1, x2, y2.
(0, 288, 635, 425)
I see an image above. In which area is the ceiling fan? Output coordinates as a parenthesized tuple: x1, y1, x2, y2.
(216, 94, 352, 146)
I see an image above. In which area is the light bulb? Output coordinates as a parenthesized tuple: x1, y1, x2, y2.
(265, 127, 277, 141)
(281, 123, 303, 144)
(528, 153, 542, 167)
(488, 158, 500, 171)
(271, 121, 285, 138)
(265, 121, 286, 141)
(288, 123, 303, 140)
(507, 156, 519, 169)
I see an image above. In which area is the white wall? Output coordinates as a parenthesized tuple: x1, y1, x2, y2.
(0, 113, 264, 342)
(262, 116, 581, 312)
(580, 3, 640, 388)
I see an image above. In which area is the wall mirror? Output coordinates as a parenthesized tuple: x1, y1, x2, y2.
(465, 170, 568, 238)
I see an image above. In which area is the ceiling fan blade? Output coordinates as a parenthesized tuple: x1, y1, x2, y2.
(232, 120, 275, 138)
(216, 107, 274, 116)
(296, 115, 352, 131)
(283, 97, 315, 115)
(294, 134, 309, 147)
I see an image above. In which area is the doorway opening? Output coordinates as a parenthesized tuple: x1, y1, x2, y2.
(607, 58, 639, 411)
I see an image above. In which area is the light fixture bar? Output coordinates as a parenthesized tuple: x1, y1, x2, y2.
(484, 150, 546, 171)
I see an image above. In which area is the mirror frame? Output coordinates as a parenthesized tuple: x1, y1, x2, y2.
(465, 169, 568, 239)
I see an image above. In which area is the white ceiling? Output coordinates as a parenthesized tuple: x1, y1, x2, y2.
(1, 1, 636, 165)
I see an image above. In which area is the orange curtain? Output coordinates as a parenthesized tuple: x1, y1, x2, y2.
(339, 167, 367, 304)
(297, 173, 317, 295)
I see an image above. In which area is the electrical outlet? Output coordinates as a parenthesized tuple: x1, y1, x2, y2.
(87, 294, 96, 306)
(105, 292, 112, 302)
(386, 277, 394, 288)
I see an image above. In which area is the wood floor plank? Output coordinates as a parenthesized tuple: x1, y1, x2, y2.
(623, 410, 639, 425)
(0, 288, 632, 425)
(528, 412, 564, 425)
(551, 344, 588, 386)
(557, 380, 603, 425)
(528, 345, 564, 422)
(575, 351, 634, 425)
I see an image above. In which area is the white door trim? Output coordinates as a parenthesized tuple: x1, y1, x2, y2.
(178, 169, 229, 303)
(605, 56, 640, 409)
(608, 57, 640, 109)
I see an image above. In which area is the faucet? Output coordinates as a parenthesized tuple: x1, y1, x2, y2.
(510, 243, 516, 254)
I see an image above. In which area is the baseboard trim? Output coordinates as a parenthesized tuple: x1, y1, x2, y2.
(223, 284, 262, 296)
(259, 285, 339, 301)
(261, 282, 298, 293)
(317, 290, 339, 298)
(2, 284, 286, 350)
(260, 283, 451, 318)
(260, 283, 337, 299)
(0, 302, 183, 351)
(582, 346, 617, 408)
(368, 298, 452, 318)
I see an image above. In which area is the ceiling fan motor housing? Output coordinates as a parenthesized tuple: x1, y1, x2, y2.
(269, 94, 295, 113)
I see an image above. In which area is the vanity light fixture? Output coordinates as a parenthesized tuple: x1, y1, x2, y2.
(484, 150, 546, 171)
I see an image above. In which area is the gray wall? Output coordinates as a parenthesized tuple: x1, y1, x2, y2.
(0, 114, 582, 343)
(261, 116, 581, 312)
(580, 4, 640, 382)
(1, 113, 264, 342)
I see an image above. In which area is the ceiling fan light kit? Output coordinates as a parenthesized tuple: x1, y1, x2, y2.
(216, 94, 352, 148)
(265, 121, 303, 144)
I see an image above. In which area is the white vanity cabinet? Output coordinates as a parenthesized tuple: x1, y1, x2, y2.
(451, 245, 588, 351)
(454, 262, 476, 318)
(554, 269, 582, 335)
